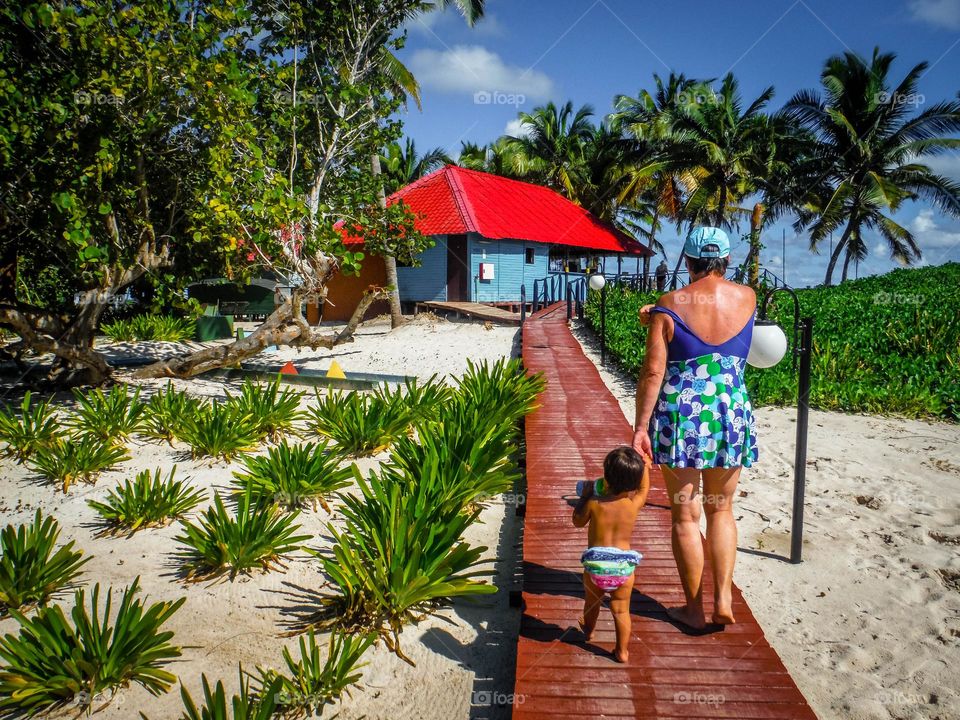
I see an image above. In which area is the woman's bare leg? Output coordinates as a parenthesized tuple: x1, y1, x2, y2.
(579, 572, 604, 641)
(608, 574, 635, 663)
(702, 467, 741, 624)
(662, 466, 706, 629)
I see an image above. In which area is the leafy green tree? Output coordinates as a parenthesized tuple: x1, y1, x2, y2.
(784, 48, 960, 285)
(380, 139, 452, 194)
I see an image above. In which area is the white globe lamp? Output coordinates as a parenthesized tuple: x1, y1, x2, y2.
(588, 273, 606, 292)
(747, 319, 788, 368)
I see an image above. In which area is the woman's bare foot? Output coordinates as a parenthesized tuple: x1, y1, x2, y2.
(711, 609, 736, 625)
(613, 648, 629, 663)
(578, 616, 595, 641)
(666, 605, 707, 630)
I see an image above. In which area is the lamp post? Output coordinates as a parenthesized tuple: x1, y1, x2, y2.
(748, 287, 814, 564)
(589, 273, 607, 366)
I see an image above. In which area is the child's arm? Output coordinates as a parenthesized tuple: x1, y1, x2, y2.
(572, 483, 594, 528)
(634, 464, 651, 509)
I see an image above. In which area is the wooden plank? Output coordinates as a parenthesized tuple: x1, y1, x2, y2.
(418, 300, 521, 325)
(512, 303, 816, 719)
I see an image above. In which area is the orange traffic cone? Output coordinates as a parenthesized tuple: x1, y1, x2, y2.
(279, 360, 298, 375)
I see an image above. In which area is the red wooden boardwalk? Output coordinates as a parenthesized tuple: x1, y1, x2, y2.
(513, 304, 815, 719)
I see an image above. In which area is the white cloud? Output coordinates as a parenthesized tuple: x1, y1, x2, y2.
(919, 152, 960, 181)
(909, 208, 960, 250)
(910, 0, 960, 29)
(504, 117, 532, 138)
(407, 45, 554, 99)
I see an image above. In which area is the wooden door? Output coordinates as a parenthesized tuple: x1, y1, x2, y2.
(446, 234, 469, 301)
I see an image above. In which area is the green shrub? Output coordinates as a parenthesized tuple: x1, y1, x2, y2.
(316, 469, 494, 659)
(225, 378, 303, 441)
(255, 630, 372, 716)
(306, 389, 411, 457)
(0, 392, 59, 463)
(585, 263, 960, 421)
(0, 578, 184, 715)
(102, 314, 195, 342)
(454, 358, 544, 428)
(178, 401, 261, 462)
(67, 384, 147, 443)
(29, 437, 130, 492)
(143, 383, 202, 445)
(176, 668, 280, 720)
(374, 375, 452, 424)
(0, 510, 88, 615)
(175, 490, 310, 581)
(231, 441, 352, 512)
(389, 400, 520, 514)
(88, 467, 207, 535)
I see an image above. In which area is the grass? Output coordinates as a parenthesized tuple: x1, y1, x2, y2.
(88, 467, 207, 535)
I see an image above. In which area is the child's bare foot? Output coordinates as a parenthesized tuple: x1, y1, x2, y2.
(577, 616, 595, 641)
(613, 647, 629, 663)
(666, 605, 707, 630)
(713, 590, 735, 624)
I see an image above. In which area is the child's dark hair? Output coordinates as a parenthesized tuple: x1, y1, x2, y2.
(603, 446, 646, 494)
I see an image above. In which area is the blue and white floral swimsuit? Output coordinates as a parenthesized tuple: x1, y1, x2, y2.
(647, 306, 759, 469)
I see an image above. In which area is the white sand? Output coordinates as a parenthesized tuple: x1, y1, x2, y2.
(571, 320, 960, 720)
(0, 315, 522, 720)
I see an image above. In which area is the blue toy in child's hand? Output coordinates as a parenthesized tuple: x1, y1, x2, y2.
(576, 478, 606, 497)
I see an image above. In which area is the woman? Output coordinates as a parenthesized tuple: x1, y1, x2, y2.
(632, 226, 757, 630)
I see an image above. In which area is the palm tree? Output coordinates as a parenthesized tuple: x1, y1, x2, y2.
(380, 138, 452, 193)
(455, 138, 524, 177)
(612, 73, 704, 283)
(370, 0, 486, 327)
(503, 101, 595, 197)
(784, 48, 960, 285)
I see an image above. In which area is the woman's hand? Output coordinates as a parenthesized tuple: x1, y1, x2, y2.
(638, 304, 656, 327)
(632, 428, 653, 462)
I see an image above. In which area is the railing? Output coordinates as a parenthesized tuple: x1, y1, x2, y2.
(529, 266, 789, 318)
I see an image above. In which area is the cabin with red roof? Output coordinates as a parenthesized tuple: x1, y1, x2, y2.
(320, 165, 651, 321)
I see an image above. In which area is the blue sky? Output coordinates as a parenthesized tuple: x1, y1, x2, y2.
(393, 0, 960, 287)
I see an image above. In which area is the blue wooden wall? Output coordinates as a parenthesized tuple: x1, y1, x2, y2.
(396, 233, 549, 303)
(469, 234, 547, 302)
(397, 237, 447, 302)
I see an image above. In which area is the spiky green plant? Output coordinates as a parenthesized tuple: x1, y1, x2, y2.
(231, 441, 352, 512)
(0, 578, 184, 715)
(255, 630, 372, 717)
(100, 318, 136, 341)
(66, 384, 147, 444)
(389, 400, 520, 514)
(29, 437, 130, 492)
(454, 358, 544, 429)
(88, 467, 207, 535)
(0, 392, 59, 463)
(0, 510, 89, 615)
(306, 389, 412, 457)
(225, 378, 303, 441)
(316, 469, 494, 660)
(142, 384, 202, 445)
(175, 490, 310, 581)
(374, 375, 452, 424)
(178, 401, 261, 462)
(176, 667, 280, 720)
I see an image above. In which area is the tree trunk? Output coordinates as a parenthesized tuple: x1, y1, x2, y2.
(669, 251, 685, 290)
(841, 247, 853, 283)
(747, 202, 764, 287)
(370, 152, 404, 328)
(133, 286, 386, 379)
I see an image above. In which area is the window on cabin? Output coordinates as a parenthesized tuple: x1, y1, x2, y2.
(525, 247, 536, 265)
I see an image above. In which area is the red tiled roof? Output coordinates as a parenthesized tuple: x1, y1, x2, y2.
(344, 165, 652, 256)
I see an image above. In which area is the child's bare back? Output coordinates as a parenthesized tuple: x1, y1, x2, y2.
(572, 447, 650, 663)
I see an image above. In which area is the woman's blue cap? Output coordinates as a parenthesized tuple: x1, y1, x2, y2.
(683, 226, 730, 259)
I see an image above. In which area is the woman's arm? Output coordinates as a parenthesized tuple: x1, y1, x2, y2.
(632, 312, 669, 457)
